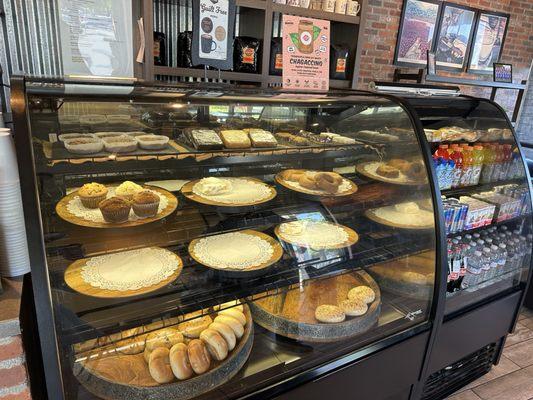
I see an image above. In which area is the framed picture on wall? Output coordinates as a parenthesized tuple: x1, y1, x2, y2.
(434, 2, 477, 71)
(394, 0, 442, 67)
(493, 63, 512, 83)
(468, 11, 510, 74)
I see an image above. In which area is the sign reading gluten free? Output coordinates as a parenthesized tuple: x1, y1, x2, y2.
(282, 15, 330, 91)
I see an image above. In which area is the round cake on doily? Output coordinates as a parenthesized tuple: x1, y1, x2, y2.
(275, 220, 359, 250)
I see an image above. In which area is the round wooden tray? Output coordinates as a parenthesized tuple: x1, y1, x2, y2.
(73, 307, 254, 400)
(189, 230, 284, 278)
(249, 271, 380, 343)
(356, 162, 426, 186)
(56, 186, 178, 229)
(368, 269, 432, 301)
(181, 177, 277, 207)
(275, 170, 358, 198)
(64, 247, 183, 298)
(365, 208, 435, 230)
(274, 222, 359, 250)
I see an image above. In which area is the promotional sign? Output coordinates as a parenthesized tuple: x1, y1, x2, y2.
(493, 63, 512, 83)
(282, 15, 330, 91)
(192, 0, 236, 70)
(58, 0, 133, 78)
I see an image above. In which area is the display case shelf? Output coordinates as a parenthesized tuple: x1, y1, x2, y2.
(446, 213, 532, 238)
(271, 3, 360, 24)
(441, 178, 525, 198)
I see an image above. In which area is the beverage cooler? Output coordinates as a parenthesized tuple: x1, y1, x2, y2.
(10, 77, 531, 400)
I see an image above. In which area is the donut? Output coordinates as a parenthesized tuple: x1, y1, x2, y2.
(315, 172, 342, 193)
(339, 299, 368, 316)
(208, 322, 236, 351)
(314, 305, 345, 323)
(169, 343, 193, 380)
(298, 174, 317, 190)
(200, 328, 229, 361)
(148, 347, 175, 383)
(218, 308, 246, 326)
(348, 286, 375, 304)
(187, 339, 211, 375)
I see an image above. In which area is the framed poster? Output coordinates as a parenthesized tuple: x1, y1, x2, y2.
(468, 11, 509, 74)
(282, 15, 330, 91)
(434, 3, 476, 71)
(394, 0, 441, 67)
(493, 63, 512, 83)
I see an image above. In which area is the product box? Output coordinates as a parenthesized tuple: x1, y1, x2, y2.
(459, 196, 496, 230)
(473, 192, 522, 222)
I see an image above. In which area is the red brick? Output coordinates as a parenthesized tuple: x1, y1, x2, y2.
(1, 388, 31, 400)
(0, 365, 27, 389)
(0, 337, 24, 363)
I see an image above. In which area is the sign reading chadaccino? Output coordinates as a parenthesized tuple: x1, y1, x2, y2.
(282, 15, 330, 91)
(192, 0, 236, 70)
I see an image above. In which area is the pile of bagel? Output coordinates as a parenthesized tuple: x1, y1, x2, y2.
(145, 303, 248, 384)
(281, 170, 344, 194)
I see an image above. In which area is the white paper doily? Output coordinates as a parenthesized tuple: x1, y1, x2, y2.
(192, 178, 273, 204)
(66, 187, 168, 223)
(278, 220, 349, 248)
(81, 248, 180, 291)
(192, 232, 274, 270)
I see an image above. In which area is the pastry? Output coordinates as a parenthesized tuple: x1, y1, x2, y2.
(314, 172, 342, 193)
(405, 161, 425, 180)
(115, 181, 143, 200)
(218, 308, 246, 326)
(188, 129, 223, 150)
(319, 132, 357, 144)
(137, 134, 169, 150)
(275, 132, 310, 146)
(298, 174, 317, 190)
(394, 202, 420, 214)
(339, 299, 368, 316)
(132, 190, 160, 218)
(169, 343, 193, 380)
(78, 182, 108, 208)
(194, 177, 233, 196)
(148, 347, 174, 384)
(248, 130, 278, 147)
(95, 132, 125, 139)
(115, 327, 146, 355)
(200, 329, 229, 361)
(213, 300, 244, 312)
(144, 328, 184, 361)
(214, 315, 244, 339)
(208, 322, 236, 351)
(280, 169, 305, 182)
(102, 135, 138, 153)
(58, 133, 94, 142)
(348, 286, 375, 304)
(187, 339, 211, 375)
(98, 196, 131, 223)
(64, 137, 104, 154)
(376, 164, 400, 179)
(387, 159, 410, 173)
(314, 305, 345, 323)
(219, 130, 251, 149)
(178, 315, 213, 338)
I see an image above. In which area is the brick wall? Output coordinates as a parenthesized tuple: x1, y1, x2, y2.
(358, 0, 533, 116)
(0, 336, 31, 400)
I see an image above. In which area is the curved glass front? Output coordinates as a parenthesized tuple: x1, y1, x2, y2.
(25, 85, 437, 399)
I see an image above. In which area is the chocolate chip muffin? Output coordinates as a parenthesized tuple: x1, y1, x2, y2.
(132, 190, 160, 218)
(99, 196, 131, 223)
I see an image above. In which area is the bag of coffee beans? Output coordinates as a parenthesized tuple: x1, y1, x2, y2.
(233, 36, 261, 73)
(330, 44, 350, 80)
(269, 37, 283, 76)
(177, 31, 193, 68)
(154, 32, 167, 66)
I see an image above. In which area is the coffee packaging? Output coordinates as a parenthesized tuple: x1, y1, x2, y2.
(177, 31, 193, 68)
(233, 36, 261, 73)
(153, 32, 167, 66)
(269, 38, 283, 76)
(330, 44, 350, 80)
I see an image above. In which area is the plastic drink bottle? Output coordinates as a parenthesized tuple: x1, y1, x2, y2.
(480, 247, 492, 283)
(471, 145, 484, 185)
(449, 147, 463, 188)
(496, 243, 507, 278)
(490, 145, 504, 182)
(460, 146, 474, 187)
(499, 144, 512, 180)
(433, 145, 450, 190)
(480, 144, 495, 184)
(461, 251, 483, 289)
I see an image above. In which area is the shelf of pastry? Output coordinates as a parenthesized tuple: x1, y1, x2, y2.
(271, 3, 360, 24)
(446, 213, 532, 239)
(50, 216, 433, 345)
(440, 178, 526, 198)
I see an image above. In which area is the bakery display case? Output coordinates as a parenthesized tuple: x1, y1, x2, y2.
(13, 78, 442, 400)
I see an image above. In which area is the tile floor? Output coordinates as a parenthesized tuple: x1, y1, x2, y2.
(447, 307, 533, 400)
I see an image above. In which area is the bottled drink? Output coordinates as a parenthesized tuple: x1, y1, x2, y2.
(499, 144, 513, 180)
(480, 247, 492, 283)
(471, 145, 484, 185)
(480, 144, 496, 184)
(496, 243, 507, 278)
(449, 147, 463, 189)
(490, 145, 505, 182)
(460, 147, 474, 187)
(462, 251, 483, 289)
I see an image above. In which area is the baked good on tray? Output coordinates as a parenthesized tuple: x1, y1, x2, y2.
(99, 197, 131, 223)
(376, 164, 400, 179)
(132, 190, 160, 218)
(275, 132, 310, 146)
(137, 135, 169, 150)
(246, 129, 278, 148)
(277, 169, 356, 196)
(115, 181, 143, 200)
(219, 130, 251, 149)
(64, 137, 104, 154)
(78, 183, 108, 208)
(187, 129, 223, 150)
(102, 135, 138, 153)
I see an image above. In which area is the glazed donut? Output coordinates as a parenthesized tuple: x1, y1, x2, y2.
(169, 343, 193, 380)
(298, 174, 317, 190)
(218, 308, 246, 326)
(200, 328, 229, 361)
(187, 339, 211, 375)
(315, 172, 342, 193)
(148, 347, 175, 384)
(214, 315, 244, 339)
(208, 322, 236, 351)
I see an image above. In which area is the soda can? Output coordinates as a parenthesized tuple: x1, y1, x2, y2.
(444, 206, 453, 234)
(457, 203, 469, 232)
(450, 205, 463, 234)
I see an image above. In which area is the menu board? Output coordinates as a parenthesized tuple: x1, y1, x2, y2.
(57, 0, 133, 78)
(282, 15, 330, 91)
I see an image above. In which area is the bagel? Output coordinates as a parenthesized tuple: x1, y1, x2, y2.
(169, 343, 193, 380)
(214, 315, 244, 339)
(218, 308, 246, 326)
(148, 347, 175, 384)
(298, 174, 317, 190)
(187, 339, 211, 375)
(315, 172, 342, 193)
(200, 329, 229, 361)
(208, 322, 236, 351)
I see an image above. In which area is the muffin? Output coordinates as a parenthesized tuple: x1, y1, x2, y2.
(99, 197, 131, 223)
(115, 181, 143, 200)
(78, 183, 108, 208)
(132, 190, 160, 218)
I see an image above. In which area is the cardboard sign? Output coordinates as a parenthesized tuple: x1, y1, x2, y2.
(282, 15, 330, 91)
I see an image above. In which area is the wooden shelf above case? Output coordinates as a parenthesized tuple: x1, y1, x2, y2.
(271, 3, 361, 24)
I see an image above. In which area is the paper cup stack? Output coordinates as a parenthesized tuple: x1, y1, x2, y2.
(0, 128, 30, 277)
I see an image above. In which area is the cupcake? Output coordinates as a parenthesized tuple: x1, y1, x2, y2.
(78, 183, 108, 209)
(99, 197, 131, 223)
(132, 190, 160, 218)
(115, 181, 143, 200)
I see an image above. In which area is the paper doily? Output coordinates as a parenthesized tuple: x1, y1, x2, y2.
(278, 220, 349, 249)
(81, 248, 180, 291)
(192, 178, 273, 204)
(66, 187, 168, 223)
(192, 232, 274, 270)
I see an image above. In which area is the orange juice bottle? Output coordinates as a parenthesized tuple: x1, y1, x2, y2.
(471, 145, 484, 185)
(460, 146, 474, 187)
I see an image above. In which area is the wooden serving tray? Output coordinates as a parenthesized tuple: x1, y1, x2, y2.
(275, 170, 358, 198)
(365, 208, 435, 230)
(356, 162, 426, 186)
(249, 271, 380, 342)
(188, 230, 284, 278)
(73, 307, 254, 400)
(56, 186, 178, 229)
(64, 247, 183, 298)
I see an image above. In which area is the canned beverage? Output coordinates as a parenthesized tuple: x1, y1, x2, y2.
(444, 206, 453, 234)
(450, 205, 463, 233)
(457, 203, 469, 232)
